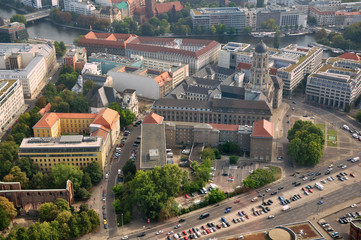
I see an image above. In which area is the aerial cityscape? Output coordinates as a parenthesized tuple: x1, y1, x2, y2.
(0, 0, 360, 239)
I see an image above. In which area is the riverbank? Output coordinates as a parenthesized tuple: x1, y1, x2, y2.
(3, 3, 29, 14)
(45, 19, 107, 33)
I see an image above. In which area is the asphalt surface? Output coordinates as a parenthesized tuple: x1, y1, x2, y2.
(126, 156, 361, 239)
(106, 126, 141, 237)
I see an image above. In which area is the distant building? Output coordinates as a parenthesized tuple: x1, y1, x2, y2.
(250, 119, 273, 161)
(0, 79, 25, 134)
(309, 6, 337, 26)
(21, 0, 42, 8)
(133, 0, 183, 23)
(86, 85, 122, 113)
(98, 7, 123, 23)
(81, 62, 102, 75)
(256, 6, 307, 29)
(0, 43, 56, 98)
(72, 75, 83, 94)
(335, 11, 361, 28)
(0, 22, 28, 43)
(122, 89, 138, 116)
(218, 42, 251, 69)
(0, 180, 74, 211)
(190, 7, 257, 32)
(83, 72, 113, 87)
(306, 55, 361, 109)
(64, 0, 96, 15)
(64, 48, 87, 71)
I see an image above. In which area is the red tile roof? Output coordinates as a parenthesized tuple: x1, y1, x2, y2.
(154, 2, 183, 15)
(338, 52, 361, 61)
(127, 37, 220, 59)
(78, 32, 136, 49)
(142, 113, 164, 124)
(38, 103, 52, 116)
(91, 128, 109, 141)
(251, 119, 273, 138)
(33, 112, 60, 128)
(237, 62, 252, 71)
(269, 68, 277, 75)
(210, 124, 239, 131)
(92, 108, 119, 131)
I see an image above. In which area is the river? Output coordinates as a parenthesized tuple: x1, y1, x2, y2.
(0, 6, 328, 56)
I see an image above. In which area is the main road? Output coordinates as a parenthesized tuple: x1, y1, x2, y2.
(125, 156, 361, 239)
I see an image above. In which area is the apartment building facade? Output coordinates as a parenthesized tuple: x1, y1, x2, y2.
(309, 6, 336, 26)
(306, 56, 361, 109)
(64, 48, 87, 71)
(0, 79, 25, 134)
(64, 0, 96, 15)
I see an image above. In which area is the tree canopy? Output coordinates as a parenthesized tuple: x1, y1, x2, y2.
(287, 120, 324, 166)
(0, 196, 17, 219)
(108, 102, 135, 128)
(10, 14, 26, 25)
(242, 169, 274, 189)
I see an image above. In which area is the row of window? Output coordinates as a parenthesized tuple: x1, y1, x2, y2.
(33, 157, 97, 162)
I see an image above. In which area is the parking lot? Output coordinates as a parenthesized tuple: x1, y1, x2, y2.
(320, 203, 361, 239)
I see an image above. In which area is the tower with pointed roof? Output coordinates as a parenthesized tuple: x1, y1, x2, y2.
(248, 40, 271, 92)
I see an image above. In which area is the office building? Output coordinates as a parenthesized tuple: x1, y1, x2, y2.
(335, 11, 361, 28)
(273, 44, 323, 95)
(88, 53, 143, 74)
(98, 7, 123, 23)
(306, 55, 361, 109)
(64, 48, 87, 71)
(0, 79, 25, 134)
(218, 42, 251, 69)
(0, 22, 28, 43)
(125, 37, 220, 74)
(134, 0, 183, 23)
(0, 43, 56, 98)
(64, 0, 96, 15)
(190, 7, 256, 32)
(256, 6, 307, 29)
(121, 89, 138, 116)
(81, 62, 102, 75)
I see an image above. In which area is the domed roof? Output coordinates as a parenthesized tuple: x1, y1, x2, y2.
(255, 40, 268, 53)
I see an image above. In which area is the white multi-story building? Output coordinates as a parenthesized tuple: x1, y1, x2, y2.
(306, 56, 361, 109)
(218, 42, 251, 69)
(0, 43, 56, 98)
(64, 0, 96, 15)
(309, 6, 336, 26)
(21, 0, 42, 8)
(273, 44, 323, 95)
(0, 79, 25, 134)
(190, 7, 257, 32)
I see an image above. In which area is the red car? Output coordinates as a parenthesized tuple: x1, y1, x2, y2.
(216, 224, 221, 229)
(182, 231, 187, 235)
(201, 225, 206, 230)
(188, 229, 193, 234)
(308, 188, 313, 193)
(206, 229, 210, 234)
(297, 194, 302, 198)
(301, 187, 305, 191)
(119, 144, 124, 147)
(245, 215, 249, 219)
(183, 237, 188, 240)
(185, 194, 189, 199)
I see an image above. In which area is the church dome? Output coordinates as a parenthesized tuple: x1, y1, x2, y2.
(255, 41, 268, 53)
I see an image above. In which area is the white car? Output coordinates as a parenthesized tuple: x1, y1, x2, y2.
(341, 165, 347, 169)
(304, 191, 309, 195)
(265, 188, 271, 192)
(329, 164, 333, 168)
(167, 231, 174, 235)
(303, 177, 308, 181)
(351, 204, 357, 208)
(267, 215, 275, 219)
(121, 236, 128, 240)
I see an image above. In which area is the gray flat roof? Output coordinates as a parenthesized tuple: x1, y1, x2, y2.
(140, 124, 166, 169)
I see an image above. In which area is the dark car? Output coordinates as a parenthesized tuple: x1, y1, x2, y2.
(310, 177, 317, 181)
(308, 172, 314, 176)
(271, 191, 277, 195)
(295, 182, 301, 186)
(137, 232, 146, 237)
(315, 172, 321, 176)
(278, 186, 284, 190)
(179, 219, 185, 223)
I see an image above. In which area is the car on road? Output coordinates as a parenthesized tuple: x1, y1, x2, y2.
(182, 231, 187, 235)
(225, 208, 231, 213)
(350, 173, 355, 177)
(265, 188, 271, 192)
(267, 215, 275, 219)
(179, 219, 185, 223)
(104, 224, 108, 229)
(308, 172, 314, 176)
(292, 101, 296, 104)
(175, 224, 181, 229)
(167, 231, 174, 235)
(185, 194, 189, 199)
(315, 172, 321, 176)
(103, 219, 107, 225)
(317, 201, 324, 205)
(271, 191, 277, 195)
(278, 186, 284, 190)
(351, 204, 357, 208)
(121, 236, 128, 240)
(308, 188, 313, 193)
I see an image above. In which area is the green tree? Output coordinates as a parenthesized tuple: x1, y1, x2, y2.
(82, 172, 92, 190)
(87, 209, 100, 230)
(108, 102, 135, 128)
(205, 188, 226, 204)
(31, 172, 51, 189)
(141, 22, 154, 36)
(54, 41, 66, 57)
(50, 164, 84, 193)
(287, 120, 324, 166)
(218, 142, 242, 155)
(39, 202, 59, 222)
(315, 29, 328, 40)
(35, 96, 47, 108)
(214, 148, 221, 159)
(83, 79, 95, 95)
(15, 157, 40, 179)
(267, 19, 276, 30)
(10, 14, 26, 25)
(261, 21, 267, 30)
(0, 208, 10, 231)
(55, 210, 72, 225)
(12, 123, 31, 137)
(122, 159, 136, 182)
(54, 198, 70, 211)
(76, 187, 91, 200)
(242, 169, 274, 189)
(229, 155, 239, 165)
(201, 148, 215, 160)
(307, 16, 317, 26)
(84, 162, 103, 185)
(0, 161, 13, 180)
(210, 25, 216, 34)
(274, 29, 280, 49)
(3, 166, 30, 189)
(355, 110, 361, 122)
(243, 26, 252, 33)
(0, 196, 17, 219)
(344, 104, 351, 113)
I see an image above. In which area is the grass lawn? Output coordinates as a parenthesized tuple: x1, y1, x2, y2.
(327, 140, 337, 147)
(327, 135, 337, 141)
(327, 129, 337, 135)
(267, 166, 282, 181)
(316, 123, 325, 134)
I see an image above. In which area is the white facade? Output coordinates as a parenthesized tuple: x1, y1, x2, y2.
(306, 58, 361, 109)
(21, 0, 42, 8)
(218, 42, 252, 69)
(108, 70, 161, 99)
(64, 0, 96, 15)
(0, 43, 56, 98)
(81, 62, 101, 75)
(94, 0, 112, 6)
(0, 79, 25, 133)
(275, 45, 323, 94)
